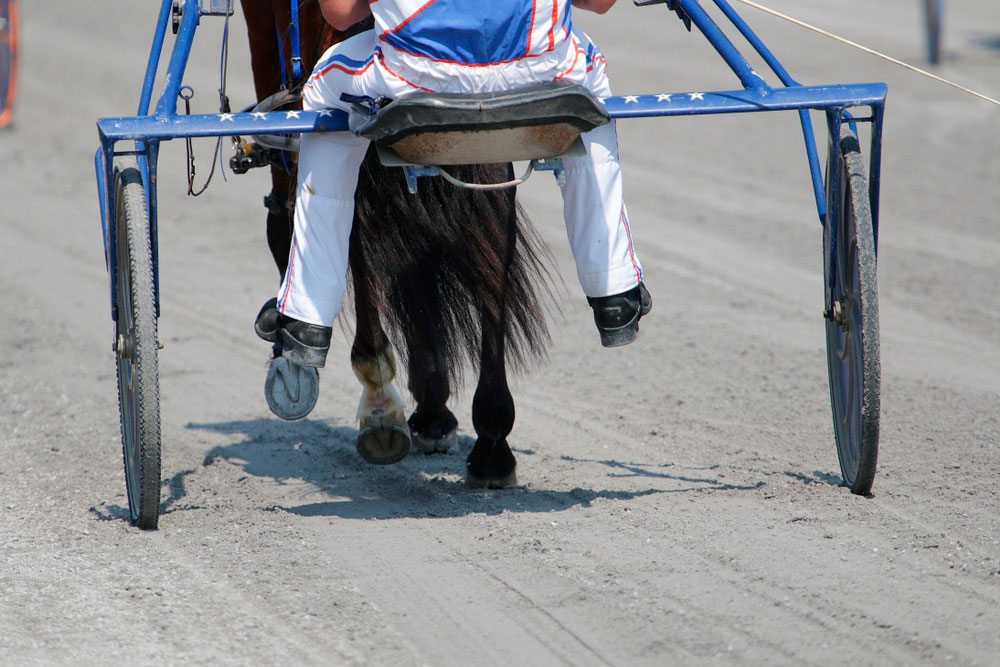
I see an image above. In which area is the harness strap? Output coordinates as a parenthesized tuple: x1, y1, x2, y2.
(274, 22, 288, 89)
(289, 0, 303, 82)
(274, 2, 305, 90)
(264, 192, 290, 216)
(340, 93, 391, 115)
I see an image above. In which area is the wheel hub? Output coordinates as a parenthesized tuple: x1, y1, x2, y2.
(116, 333, 135, 361)
(823, 298, 849, 329)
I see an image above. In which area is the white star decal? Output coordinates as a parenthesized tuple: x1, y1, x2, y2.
(285, 110, 301, 119)
(656, 93, 672, 103)
(688, 92, 705, 101)
(251, 112, 268, 120)
(219, 113, 235, 122)
(317, 109, 335, 117)
(623, 95, 639, 104)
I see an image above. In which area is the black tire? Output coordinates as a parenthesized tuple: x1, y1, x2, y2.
(113, 158, 161, 529)
(824, 127, 880, 495)
(0, 0, 17, 129)
(923, 0, 941, 65)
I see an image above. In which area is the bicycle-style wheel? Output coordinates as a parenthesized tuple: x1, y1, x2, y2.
(113, 158, 162, 529)
(923, 0, 942, 65)
(823, 127, 880, 495)
(0, 0, 18, 128)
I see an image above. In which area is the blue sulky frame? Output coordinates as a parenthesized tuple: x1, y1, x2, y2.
(98, 0, 889, 523)
(95, 0, 886, 325)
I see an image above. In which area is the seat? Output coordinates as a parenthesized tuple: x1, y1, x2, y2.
(347, 80, 610, 167)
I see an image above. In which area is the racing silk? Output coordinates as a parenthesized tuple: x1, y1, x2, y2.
(369, 0, 585, 93)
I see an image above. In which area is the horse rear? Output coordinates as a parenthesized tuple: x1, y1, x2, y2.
(244, 9, 555, 487)
(348, 152, 553, 487)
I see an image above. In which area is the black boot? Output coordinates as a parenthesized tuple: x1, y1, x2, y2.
(255, 297, 280, 343)
(587, 281, 652, 348)
(279, 316, 332, 367)
(639, 281, 652, 317)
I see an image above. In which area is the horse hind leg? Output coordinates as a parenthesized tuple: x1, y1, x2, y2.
(406, 333, 459, 455)
(348, 201, 412, 464)
(466, 393, 517, 488)
(466, 338, 517, 489)
(466, 216, 518, 486)
(352, 343, 412, 464)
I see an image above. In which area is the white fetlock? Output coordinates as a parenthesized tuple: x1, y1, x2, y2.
(353, 348, 412, 463)
(357, 384, 408, 434)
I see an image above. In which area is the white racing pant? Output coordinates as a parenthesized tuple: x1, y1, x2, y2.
(277, 28, 644, 327)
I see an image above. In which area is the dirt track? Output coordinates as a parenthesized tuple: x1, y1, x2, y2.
(1, 1, 998, 664)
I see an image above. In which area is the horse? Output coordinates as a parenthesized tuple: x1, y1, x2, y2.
(239, 0, 337, 277)
(242, 3, 553, 487)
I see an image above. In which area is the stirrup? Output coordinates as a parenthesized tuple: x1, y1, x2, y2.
(264, 356, 319, 420)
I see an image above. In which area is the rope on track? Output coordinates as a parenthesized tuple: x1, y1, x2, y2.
(731, 0, 1000, 107)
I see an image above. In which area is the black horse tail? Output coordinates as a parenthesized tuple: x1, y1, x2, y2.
(348, 146, 555, 383)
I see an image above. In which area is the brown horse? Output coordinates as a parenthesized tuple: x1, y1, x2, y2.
(242, 2, 551, 487)
(240, 0, 336, 277)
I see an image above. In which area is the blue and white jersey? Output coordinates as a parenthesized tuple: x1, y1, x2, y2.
(373, 0, 572, 64)
(369, 0, 584, 93)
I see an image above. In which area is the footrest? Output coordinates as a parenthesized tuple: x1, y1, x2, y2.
(265, 356, 319, 421)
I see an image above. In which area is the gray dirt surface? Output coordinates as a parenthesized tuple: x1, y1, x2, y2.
(1, 1, 998, 665)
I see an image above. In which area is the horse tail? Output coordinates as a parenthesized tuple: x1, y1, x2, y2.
(349, 146, 555, 383)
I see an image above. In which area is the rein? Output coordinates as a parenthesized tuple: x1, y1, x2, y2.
(732, 0, 1000, 107)
(183, 5, 234, 196)
(184, 0, 309, 196)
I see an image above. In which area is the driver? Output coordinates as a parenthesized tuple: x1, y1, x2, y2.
(259, 0, 651, 366)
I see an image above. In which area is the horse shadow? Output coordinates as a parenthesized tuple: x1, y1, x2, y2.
(88, 417, 840, 525)
(127, 417, 770, 521)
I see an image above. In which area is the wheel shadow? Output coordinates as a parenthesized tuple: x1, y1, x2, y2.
(88, 466, 218, 524)
(971, 33, 1000, 52)
(162, 416, 773, 521)
(784, 470, 843, 486)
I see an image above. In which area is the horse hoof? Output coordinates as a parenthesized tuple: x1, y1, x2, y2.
(466, 438, 517, 488)
(412, 428, 458, 454)
(408, 409, 458, 454)
(264, 357, 319, 421)
(356, 418, 411, 465)
(466, 468, 518, 489)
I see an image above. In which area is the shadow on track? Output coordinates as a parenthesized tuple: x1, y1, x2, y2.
(88, 417, 837, 525)
(159, 417, 774, 521)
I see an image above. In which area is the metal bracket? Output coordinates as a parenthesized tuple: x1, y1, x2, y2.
(171, 1, 183, 33)
(401, 158, 566, 193)
(172, 0, 233, 33)
(531, 158, 567, 186)
(200, 0, 235, 15)
(403, 165, 442, 194)
(633, 0, 691, 30)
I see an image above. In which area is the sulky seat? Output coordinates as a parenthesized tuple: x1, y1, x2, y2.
(347, 80, 611, 167)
